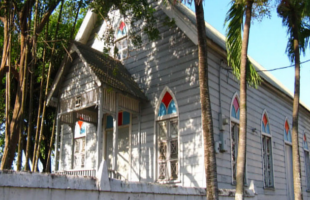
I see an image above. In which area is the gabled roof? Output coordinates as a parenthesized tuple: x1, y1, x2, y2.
(73, 42, 147, 100)
(47, 42, 147, 106)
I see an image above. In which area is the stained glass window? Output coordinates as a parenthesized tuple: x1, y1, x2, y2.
(158, 92, 177, 117)
(157, 89, 178, 182)
(231, 96, 240, 120)
(284, 120, 292, 143)
(106, 111, 130, 129)
(115, 21, 128, 60)
(230, 95, 245, 184)
(261, 113, 270, 134)
(303, 134, 309, 150)
(303, 133, 310, 190)
(261, 112, 274, 188)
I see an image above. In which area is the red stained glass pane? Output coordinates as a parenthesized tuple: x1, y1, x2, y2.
(119, 21, 125, 31)
(304, 134, 307, 142)
(162, 92, 173, 108)
(78, 121, 83, 129)
(285, 120, 289, 134)
(263, 114, 268, 127)
(233, 97, 239, 113)
(118, 112, 123, 126)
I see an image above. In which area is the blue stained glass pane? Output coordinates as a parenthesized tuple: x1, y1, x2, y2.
(288, 130, 292, 142)
(158, 103, 167, 117)
(231, 108, 236, 118)
(231, 107, 240, 119)
(123, 111, 130, 125)
(167, 100, 177, 114)
(284, 130, 288, 141)
(285, 130, 292, 142)
(262, 121, 266, 133)
(266, 124, 270, 134)
(80, 124, 86, 134)
(106, 115, 113, 129)
(117, 26, 126, 37)
(304, 141, 309, 150)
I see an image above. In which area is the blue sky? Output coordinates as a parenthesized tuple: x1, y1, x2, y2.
(186, 1, 310, 109)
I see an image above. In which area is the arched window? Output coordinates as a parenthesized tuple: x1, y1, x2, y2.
(231, 96, 240, 120)
(115, 20, 128, 60)
(158, 91, 177, 117)
(261, 111, 274, 188)
(230, 94, 243, 183)
(284, 119, 294, 199)
(284, 119, 292, 143)
(303, 133, 310, 190)
(156, 88, 178, 182)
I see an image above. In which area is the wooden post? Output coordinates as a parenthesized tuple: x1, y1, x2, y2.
(59, 122, 64, 171)
(112, 93, 119, 177)
(54, 113, 61, 172)
(96, 87, 104, 171)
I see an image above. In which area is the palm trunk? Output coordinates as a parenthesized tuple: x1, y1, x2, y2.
(194, 2, 218, 200)
(291, 11, 303, 200)
(235, 1, 253, 200)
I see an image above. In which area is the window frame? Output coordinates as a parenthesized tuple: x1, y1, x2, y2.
(155, 87, 180, 183)
(73, 121, 87, 169)
(260, 110, 275, 189)
(114, 20, 128, 60)
(303, 133, 310, 192)
(230, 93, 247, 185)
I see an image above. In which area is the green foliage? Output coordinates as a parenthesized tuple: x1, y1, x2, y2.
(277, 0, 310, 62)
(89, 0, 160, 50)
(225, 0, 264, 88)
(0, 0, 88, 169)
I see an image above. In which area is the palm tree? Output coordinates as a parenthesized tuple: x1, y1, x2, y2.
(277, 1, 310, 199)
(225, 1, 266, 199)
(193, 1, 219, 199)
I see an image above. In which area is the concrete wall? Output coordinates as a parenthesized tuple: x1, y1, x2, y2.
(0, 162, 256, 200)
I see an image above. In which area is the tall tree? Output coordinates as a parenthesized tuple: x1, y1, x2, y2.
(192, 1, 219, 199)
(0, 0, 62, 170)
(225, 0, 267, 199)
(277, 1, 310, 199)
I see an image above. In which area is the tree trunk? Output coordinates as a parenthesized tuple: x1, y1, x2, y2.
(45, 119, 55, 172)
(33, 0, 64, 171)
(194, 2, 218, 200)
(31, 0, 42, 172)
(1, 0, 61, 170)
(235, 1, 253, 200)
(291, 10, 303, 200)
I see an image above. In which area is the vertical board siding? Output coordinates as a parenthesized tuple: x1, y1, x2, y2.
(60, 58, 98, 101)
(61, 124, 73, 170)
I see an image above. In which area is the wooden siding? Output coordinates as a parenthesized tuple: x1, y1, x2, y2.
(60, 124, 73, 171)
(122, 7, 310, 198)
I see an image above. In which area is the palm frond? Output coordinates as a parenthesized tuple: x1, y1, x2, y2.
(225, 1, 261, 88)
(278, 0, 310, 62)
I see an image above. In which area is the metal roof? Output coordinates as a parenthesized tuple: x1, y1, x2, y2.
(73, 41, 147, 100)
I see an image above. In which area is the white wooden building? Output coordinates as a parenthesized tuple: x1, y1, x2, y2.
(47, 2, 310, 200)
